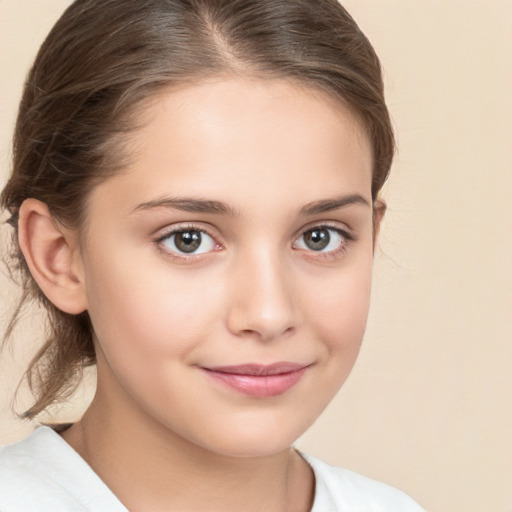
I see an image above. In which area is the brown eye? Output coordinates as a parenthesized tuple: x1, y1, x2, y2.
(174, 231, 202, 252)
(294, 226, 348, 254)
(161, 229, 216, 255)
(303, 228, 331, 251)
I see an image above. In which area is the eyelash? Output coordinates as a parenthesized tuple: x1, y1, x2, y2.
(155, 222, 355, 262)
(293, 223, 355, 261)
(155, 224, 220, 262)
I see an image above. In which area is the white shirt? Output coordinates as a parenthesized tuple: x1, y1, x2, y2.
(0, 426, 424, 511)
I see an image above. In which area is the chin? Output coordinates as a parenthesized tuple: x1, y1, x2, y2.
(191, 411, 317, 459)
(205, 435, 295, 459)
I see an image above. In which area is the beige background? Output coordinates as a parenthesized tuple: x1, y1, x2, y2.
(1, 1, 511, 511)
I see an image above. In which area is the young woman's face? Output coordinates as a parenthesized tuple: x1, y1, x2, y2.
(77, 77, 376, 457)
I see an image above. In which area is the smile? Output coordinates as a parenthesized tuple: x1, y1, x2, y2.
(200, 363, 310, 398)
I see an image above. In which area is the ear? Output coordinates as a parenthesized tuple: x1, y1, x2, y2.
(372, 198, 386, 252)
(18, 198, 88, 314)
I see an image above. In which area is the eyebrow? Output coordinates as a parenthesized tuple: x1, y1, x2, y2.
(131, 197, 239, 216)
(299, 194, 370, 215)
(132, 193, 370, 217)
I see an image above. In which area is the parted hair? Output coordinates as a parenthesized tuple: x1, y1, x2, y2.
(1, 0, 394, 419)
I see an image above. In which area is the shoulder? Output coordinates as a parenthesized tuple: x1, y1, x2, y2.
(0, 426, 126, 512)
(301, 453, 425, 512)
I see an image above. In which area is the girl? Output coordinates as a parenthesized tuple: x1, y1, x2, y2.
(0, 1, 424, 510)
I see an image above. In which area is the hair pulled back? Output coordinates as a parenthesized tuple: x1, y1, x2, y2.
(1, 0, 394, 418)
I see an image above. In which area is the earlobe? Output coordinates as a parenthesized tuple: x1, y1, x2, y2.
(372, 198, 386, 251)
(18, 198, 88, 314)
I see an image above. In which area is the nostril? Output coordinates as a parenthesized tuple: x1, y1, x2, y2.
(235, 324, 295, 342)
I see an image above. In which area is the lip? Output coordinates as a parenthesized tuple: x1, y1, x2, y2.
(200, 362, 310, 398)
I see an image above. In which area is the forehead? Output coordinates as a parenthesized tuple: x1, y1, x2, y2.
(91, 77, 373, 215)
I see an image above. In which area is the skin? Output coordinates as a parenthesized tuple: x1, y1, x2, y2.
(21, 77, 380, 511)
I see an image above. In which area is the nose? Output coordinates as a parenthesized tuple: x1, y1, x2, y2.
(226, 248, 298, 342)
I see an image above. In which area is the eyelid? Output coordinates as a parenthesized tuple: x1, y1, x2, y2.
(155, 222, 223, 260)
(153, 220, 355, 262)
(294, 221, 355, 242)
(292, 222, 356, 258)
(155, 221, 221, 241)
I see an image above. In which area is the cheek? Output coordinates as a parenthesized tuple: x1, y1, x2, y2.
(303, 255, 373, 384)
(83, 251, 223, 368)
(308, 259, 372, 340)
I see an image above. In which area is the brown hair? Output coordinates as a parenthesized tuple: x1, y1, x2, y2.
(1, 0, 394, 419)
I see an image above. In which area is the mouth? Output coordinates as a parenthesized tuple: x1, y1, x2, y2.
(199, 362, 310, 398)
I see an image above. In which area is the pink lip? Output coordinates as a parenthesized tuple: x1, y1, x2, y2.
(200, 362, 309, 398)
